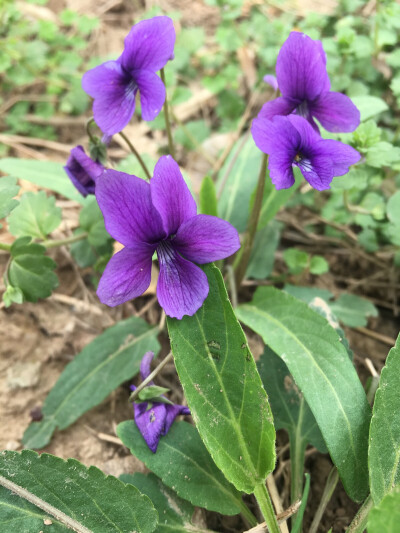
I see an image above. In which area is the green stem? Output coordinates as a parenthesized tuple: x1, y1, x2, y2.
(86, 117, 97, 143)
(129, 352, 173, 402)
(0, 242, 11, 251)
(160, 67, 175, 158)
(118, 131, 152, 181)
(346, 495, 373, 533)
(253, 482, 281, 533)
(309, 467, 339, 533)
(234, 153, 268, 287)
(290, 405, 307, 505)
(41, 232, 88, 249)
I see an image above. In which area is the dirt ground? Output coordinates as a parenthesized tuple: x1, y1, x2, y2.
(1, 0, 400, 532)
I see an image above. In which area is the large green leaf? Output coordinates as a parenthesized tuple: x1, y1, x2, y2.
(0, 176, 19, 224)
(236, 287, 371, 502)
(351, 95, 388, 121)
(369, 334, 400, 504)
(0, 159, 86, 204)
(246, 221, 281, 280)
(368, 488, 400, 533)
(120, 473, 202, 533)
(329, 293, 378, 328)
(217, 134, 261, 232)
(7, 191, 61, 239)
(167, 264, 275, 494)
(23, 317, 160, 449)
(117, 421, 246, 516)
(0, 450, 157, 533)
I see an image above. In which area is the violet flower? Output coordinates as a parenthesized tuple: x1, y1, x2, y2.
(259, 32, 360, 133)
(131, 352, 190, 453)
(251, 114, 361, 191)
(263, 74, 278, 91)
(82, 16, 175, 136)
(64, 145, 105, 197)
(95, 155, 240, 319)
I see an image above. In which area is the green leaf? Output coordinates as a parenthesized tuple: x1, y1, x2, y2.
(258, 347, 327, 453)
(291, 473, 311, 533)
(23, 317, 160, 449)
(284, 284, 333, 303)
(217, 134, 261, 232)
(246, 221, 281, 280)
(309, 255, 329, 275)
(199, 176, 218, 217)
(368, 489, 400, 533)
(138, 386, 171, 402)
(8, 237, 58, 302)
(7, 191, 61, 239)
(0, 450, 157, 533)
(117, 421, 246, 516)
(366, 142, 400, 168)
(369, 334, 400, 504)
(329, 294, 378, 328)
(387, 191, 400, 226)
(236, 287, 371, 502)
(0, 159, 86, 204)
(120, 473, 203, 533)
(2, 285, 24, 307)
(167, 264, 275, 493)
(175, 120, 210, 151)
(0, 176, 19, 224)
(283, 248, 309, 274)
(351, 96, 388, 121)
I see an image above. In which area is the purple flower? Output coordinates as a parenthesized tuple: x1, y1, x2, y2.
(64, 146, 105, 197)
(263, 74, 278, 91)
(95, 155, 240, 319)
(258, 32, 360, 133)
(251, 114, 361, 191)
(82, 16, 176, 136)
(131, 352, 190, 453)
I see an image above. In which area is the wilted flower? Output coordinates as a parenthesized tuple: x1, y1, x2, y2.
(258, 32, 360, 133)
(64, 146, 104, 197)
(251, 114, 361, 190)
(95, 155, 240, 318)
(82, 16, 175, 136)
(131, 352, 190, 453)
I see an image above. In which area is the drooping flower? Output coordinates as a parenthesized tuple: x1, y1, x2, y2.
(251, 114, 361, 190)
(82, 16, 176, 136)
(95, 155, 240, 318)
(258, 32, 360, 133)
(131, 352, 190, 453)
(64, 145, 105, 197)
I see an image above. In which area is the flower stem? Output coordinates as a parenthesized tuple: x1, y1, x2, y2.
(234, 153, 268, 287)
(0, 242, 11, 251)
(253, 482, 281, 533)
(118, 131, 152, 181)
(40, 232, 88, 249)
(86, 117, 97, 143)
(309, 467, 339, 533)
(160, 67, 175, 158)
(345, 495, 373, 533)
(129, 352, 174, 402)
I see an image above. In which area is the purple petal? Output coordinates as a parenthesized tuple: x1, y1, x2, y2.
(97, 244, 155, 307)
(268, 153, 296, 190)
(134, 402, 167, 453)
(140, 352, 155, 381)
(276, 32, 329, 101)
(121, 16, 176, 73)
(163, 404, 191, 435)
(311, 91, 361, 133)
(288, 115, 321, 152)
(96, 169, 166, 246)
(151, 156, 197, 236)
(173, 215, 240, 264)
(82, 61, 137, 135)
(64, 146, 104, 197)
(258, 96, 296, 121)
(297, 155, 334, 190)
(252, 115, 300, 156)
(315, 140, 361, 176)
(135, 69, 166, 121)
(156, 242, 209, 319)
(263, 74, 278, 91)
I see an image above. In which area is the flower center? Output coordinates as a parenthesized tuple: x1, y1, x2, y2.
(125, 78, 138, 100)
(295, 101, 309, 119)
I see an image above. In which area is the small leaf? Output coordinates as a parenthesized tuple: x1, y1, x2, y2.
(351, 95, 388, 121)
(120, 473, 204, 533)
(309, 255, 329, 275)
(0, 450, 157, 533)
(8, 237, 58, 302)
(2, 285, 24, 307)
(23, 317, 160, 449)
(7, 191, 61, 239)
(199, 176, 218, 217)
(368, 488, 400, 533)
(283, 248, 309, 274)
(369, 334, 400, 504)
(236, 287, 371, 502)
(0, 176, 19, 224)
(167, 264, 275, 493)
(329, 294, 378, 328)
(138, 386, 171, 402)
(366, 142, 400, 168)
(117, 421, 245, 516)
